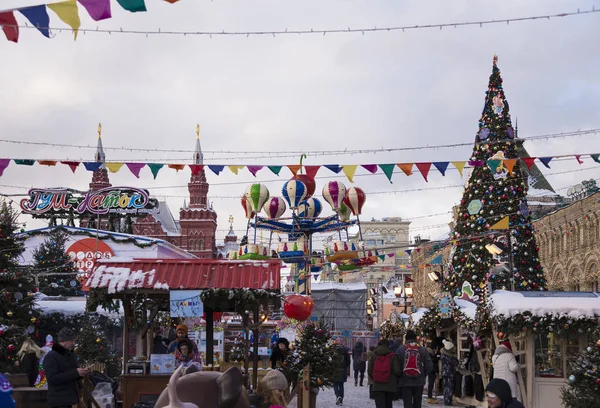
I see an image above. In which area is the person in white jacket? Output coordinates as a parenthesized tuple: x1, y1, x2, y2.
(492, 341, 520, 399)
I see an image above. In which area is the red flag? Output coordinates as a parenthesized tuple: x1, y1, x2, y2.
(415, 162, 432, 182)
(0, 12, 19, 43)
(522, 157, 536, 170)
(304, 165, 320, 180)
(189, 164, 204, 175)
(61, 161, 80, 173)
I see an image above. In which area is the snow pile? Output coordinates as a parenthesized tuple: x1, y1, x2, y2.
(88, 265, 158, 293)
(490, 290, 600, 318)
(36, 297, 123, 316)
(410, 308, 429, 325)
(454, 299, 477, 319)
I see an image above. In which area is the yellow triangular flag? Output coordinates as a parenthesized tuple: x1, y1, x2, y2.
(105, 162, 124, 173)
(48, 0, 81, 40)
(490, 216, 509, 230)
(452, 161, 466, 177)
(342, 165, 358, 182)
(228, 165, 244, 175)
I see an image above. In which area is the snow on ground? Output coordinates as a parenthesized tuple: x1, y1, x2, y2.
(288, 382, 440, 408)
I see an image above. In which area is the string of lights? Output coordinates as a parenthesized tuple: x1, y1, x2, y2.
(10, 6, 599, 38)
(0, 127, 597, 157)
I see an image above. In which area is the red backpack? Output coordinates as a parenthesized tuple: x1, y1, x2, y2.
(403, 344, 422, 377)
(372, 353, 394, 383)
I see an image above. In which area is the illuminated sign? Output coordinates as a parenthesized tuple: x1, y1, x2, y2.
(20, 187, 159, 216)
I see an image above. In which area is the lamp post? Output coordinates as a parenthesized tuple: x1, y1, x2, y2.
(394, 285, 413, 314)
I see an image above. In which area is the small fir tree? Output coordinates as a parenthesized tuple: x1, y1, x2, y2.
(443, 56, 546, 300)
(561, 334, 600, 408)
(229, 332, 246, 362)
(0, 200, 40, 372)
(32, 229, 80, 297)
(75, 313, 121, 378)
(283, 318, 339, 389)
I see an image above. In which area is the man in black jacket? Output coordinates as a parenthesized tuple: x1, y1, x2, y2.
(43, 328, 88, 408)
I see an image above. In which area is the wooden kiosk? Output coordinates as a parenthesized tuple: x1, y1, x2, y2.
(86, 258, 282, 408)
(414, 290, 600, 408)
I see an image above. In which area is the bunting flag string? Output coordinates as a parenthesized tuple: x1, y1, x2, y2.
(0, 153, 597, 181)
(0, 0, 177, 43)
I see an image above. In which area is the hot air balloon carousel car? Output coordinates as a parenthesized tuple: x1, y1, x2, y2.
(277, 237, 308, 263)
(325, 241, 359, 263)
(231, 243, 270, 260)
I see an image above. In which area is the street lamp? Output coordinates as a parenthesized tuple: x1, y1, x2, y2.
(394, 285, 413, 313)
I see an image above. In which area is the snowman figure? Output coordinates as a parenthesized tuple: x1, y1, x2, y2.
(489, 151, 509, 180)
(34, 335, 54, 388)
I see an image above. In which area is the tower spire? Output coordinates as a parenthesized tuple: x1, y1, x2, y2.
(95, 122, 105, 162)
(193, 124, 203, 165)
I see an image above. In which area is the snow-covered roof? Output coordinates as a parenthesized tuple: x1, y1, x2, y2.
(152, 201, 181, 236)
(35, 296, 123, 317)
(410, 308, 429, 325)
(454, 299, 477, 319)
(490, 290, 600, 318)
(311, 282, 367, 291)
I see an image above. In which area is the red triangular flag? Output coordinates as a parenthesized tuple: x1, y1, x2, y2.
(304, 165, 320, 180)
(522, 157, 536, 170)
(575, 155, 583, 164)
(415, 162, 432, 182)
(61, 161, 80, 173)
(0, 12, 19, 43)
(189, 164, 204, 175)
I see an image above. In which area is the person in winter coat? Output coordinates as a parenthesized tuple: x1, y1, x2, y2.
(175, 339, 203, 370)
(248, 369, 289, 408)
(0, 374, 16, 408)
(270, 338, 290, 369)
(368, 339, 402, 408)
(16, 338, 43, 387)
(333, 344, 351, 405)
(440, 339, 458, 406)
(425, 337, 441, 404)
(43, 327, 89, 408)
(485, 378, 525, 408)
(492, 341, 520, 399)
(352, 341, 367, 386)
(396, 330, 434, 408)
(166, 324, 198, 354)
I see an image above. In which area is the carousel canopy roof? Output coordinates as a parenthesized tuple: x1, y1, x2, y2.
(86, 258, 282, 294)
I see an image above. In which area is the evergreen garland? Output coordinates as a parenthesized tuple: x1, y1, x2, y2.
(200, 289, 281, 315)
(22, 225, 157, 248)
(495, 311, 599, 338)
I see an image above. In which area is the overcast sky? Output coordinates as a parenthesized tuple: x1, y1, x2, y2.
(1, 0, 599, 248)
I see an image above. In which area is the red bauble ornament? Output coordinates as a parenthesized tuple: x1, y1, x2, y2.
(0, 329, 3, 336)
(283, 294, 314, 321)
(292, 174, 316, 199)
(7, 344, 15, 352)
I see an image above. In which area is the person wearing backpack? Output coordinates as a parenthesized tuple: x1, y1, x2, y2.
(368, 338, 402, 408)
(396, 330, 434, 408)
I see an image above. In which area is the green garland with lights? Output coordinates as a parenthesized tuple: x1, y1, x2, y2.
(495, 311, 599, 338)
(561, 329, 600, 407)
(200, 288, 281, 315)
(414, 305, 443, 338)
(22, 225, 157, 248)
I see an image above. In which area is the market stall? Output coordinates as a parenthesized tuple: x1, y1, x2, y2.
(85, 257, 282, 408)
(412, 290, 600, 408)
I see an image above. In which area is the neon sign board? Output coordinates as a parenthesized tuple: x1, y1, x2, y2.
(20, 187, 159, 216)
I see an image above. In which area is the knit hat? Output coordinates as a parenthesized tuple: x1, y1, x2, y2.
(175, 324, 189, 336)
(58, 328, 76, 342)
(442, 339, 455, 351)
(501, 341, 512, 352)
(405, 330, 417, 342)
(261, 370, 288, 391)
(485, 378, 512, 404)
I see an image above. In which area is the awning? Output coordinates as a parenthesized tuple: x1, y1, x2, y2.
(85, 258, 281, 294)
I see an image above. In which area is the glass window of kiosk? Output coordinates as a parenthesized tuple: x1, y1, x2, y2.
(535, 331, 582, 378)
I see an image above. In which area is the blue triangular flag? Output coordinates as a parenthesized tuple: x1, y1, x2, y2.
(433, 162, 449, 176)
(83, 162, 103, 172)
(539, 157, 552, 169)
(208, 165, 224, 175)
(19, 5, 50, 38)
(324, 164, 342, 174)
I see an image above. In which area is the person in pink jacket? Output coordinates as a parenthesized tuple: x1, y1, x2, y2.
(492, 341, 520, 399)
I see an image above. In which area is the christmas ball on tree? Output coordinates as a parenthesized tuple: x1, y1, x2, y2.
(7, 344, 15, 352)
(96, 338, 101, 343)
(596, 340, 600, 348)
(6, 311, 13, 317)
(568, 375, 575, 383)
(283, 294, 314, 321)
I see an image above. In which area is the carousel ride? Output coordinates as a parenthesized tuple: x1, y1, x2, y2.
(229, 165, 374, 279)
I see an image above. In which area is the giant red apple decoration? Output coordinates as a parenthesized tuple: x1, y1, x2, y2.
(292, 174, 316, 199)
(283, 294, 314, 321)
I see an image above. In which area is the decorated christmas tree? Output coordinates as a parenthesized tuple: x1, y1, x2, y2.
(0, 200, 40, 373)
(229, 332, 246, 362)
(561, 335, 600, 408)
(32, 229, 80, 297)
(443, 56, 546, 300)
(75, 313, 121, 378)
(283, 318, 339, 389)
